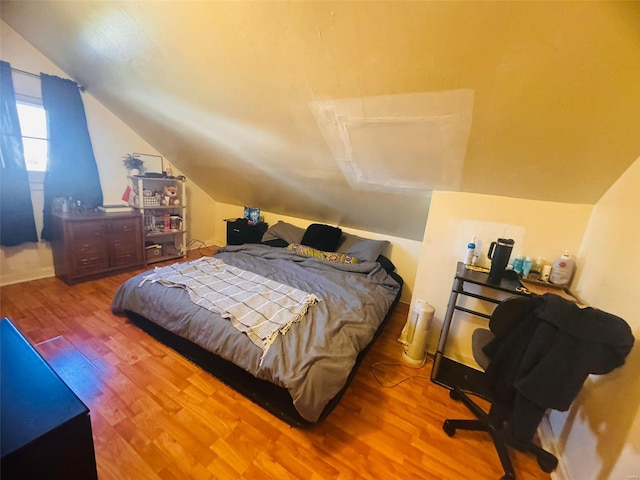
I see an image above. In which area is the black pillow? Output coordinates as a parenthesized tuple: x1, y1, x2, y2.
(300, 224, 343, 252)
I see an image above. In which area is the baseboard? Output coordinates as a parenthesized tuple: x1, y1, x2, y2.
(0, 267, 55, 287)
(186, 239, 218, 250)
(538, 413, 570, 480)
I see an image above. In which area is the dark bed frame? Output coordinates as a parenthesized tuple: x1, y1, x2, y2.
(124, 270, 403, 427)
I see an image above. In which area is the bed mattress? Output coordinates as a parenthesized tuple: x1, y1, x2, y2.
(112, 243, 402, 424)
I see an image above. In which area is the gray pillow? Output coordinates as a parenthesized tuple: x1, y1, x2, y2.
(261, 221, 305, 244)
(337, 233, 390, 262)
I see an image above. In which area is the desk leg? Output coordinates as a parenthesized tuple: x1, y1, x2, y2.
(431, 277, 462, 382)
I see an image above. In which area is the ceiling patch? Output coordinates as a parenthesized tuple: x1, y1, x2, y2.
(311, 89, 474, 194)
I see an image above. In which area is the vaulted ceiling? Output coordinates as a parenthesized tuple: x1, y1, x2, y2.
(2, 1, 639, 240)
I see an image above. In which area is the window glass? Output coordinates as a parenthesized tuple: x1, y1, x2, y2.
(16, 101, 48, 172)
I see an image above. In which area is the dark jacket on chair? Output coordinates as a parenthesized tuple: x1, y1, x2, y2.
(483, 294, 634, 444)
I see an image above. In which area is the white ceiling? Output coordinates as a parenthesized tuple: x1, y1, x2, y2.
(2, 1, 639, 240)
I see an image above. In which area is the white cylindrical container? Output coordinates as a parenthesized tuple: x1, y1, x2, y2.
(402, 300, 435, 367)
(541, 264, 552, 282)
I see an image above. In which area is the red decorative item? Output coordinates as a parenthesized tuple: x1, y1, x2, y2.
(121, 185, 132, 202)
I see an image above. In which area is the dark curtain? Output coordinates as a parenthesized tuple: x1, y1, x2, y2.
(41, 73, 103, 240)
(0, 61, 38, 246)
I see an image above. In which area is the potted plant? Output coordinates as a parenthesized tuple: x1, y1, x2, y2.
(123, 154, 144, 176)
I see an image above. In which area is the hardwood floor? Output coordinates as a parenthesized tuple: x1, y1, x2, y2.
(0, 250, 551, 480)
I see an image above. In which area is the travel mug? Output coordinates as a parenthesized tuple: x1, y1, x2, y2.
(487, 238, 515, 284)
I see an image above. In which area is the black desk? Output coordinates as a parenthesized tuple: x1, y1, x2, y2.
(431, 262, 527, 397)
(1, 318, 98, 480)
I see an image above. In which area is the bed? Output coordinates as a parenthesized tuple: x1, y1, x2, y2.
(111, 222, 403, 427)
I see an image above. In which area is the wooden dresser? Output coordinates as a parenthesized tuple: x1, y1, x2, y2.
(51, 211, 144, 284)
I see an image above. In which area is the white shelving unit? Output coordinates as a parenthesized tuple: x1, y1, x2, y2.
(128, 176, 187, 264)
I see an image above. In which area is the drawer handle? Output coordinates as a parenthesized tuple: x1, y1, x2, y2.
(80, 256, 101, 265)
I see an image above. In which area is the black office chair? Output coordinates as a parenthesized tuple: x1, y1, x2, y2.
(442, 294, 634, 480)
(442, 296, 555, 480)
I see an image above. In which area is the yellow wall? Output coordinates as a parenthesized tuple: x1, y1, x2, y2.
(412, 191, 592, 363)
(214, 202, 423, 304)
(411, 159, 640, 478)
(0, 21, 217, 285)
(549, 157, 640, 480)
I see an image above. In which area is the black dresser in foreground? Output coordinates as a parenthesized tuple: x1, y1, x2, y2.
(1, 318, 98, 480)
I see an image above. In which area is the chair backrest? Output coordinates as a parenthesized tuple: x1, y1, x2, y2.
(472, 296, 535, 372)
(484, 293, 633, 442)
(489, 296, 535, 337)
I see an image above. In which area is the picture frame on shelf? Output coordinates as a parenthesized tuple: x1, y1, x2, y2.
(244, 206, 261, 225)
(132, 153, 163, 177)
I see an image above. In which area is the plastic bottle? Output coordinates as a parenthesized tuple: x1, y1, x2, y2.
(513, 256, 524, 275)
(522, 256, 533, 276)
(464, 237, 476, 265)
(549, 251, 576, 286)
(530, 256, 544, 280)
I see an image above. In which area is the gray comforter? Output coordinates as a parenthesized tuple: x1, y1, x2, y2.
(111, 244, 401, 422)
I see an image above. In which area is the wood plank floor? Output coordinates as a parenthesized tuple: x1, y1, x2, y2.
(0, 250, 551, 480)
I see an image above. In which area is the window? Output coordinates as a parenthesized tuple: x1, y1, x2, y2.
(16, 101, 48, 172)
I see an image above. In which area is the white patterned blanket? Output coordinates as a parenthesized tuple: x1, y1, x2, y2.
(140, 257, 319, 360)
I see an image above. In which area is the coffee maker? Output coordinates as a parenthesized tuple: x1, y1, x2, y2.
(487, 238, 514, 284)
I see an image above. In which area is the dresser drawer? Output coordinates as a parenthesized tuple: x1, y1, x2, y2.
(109, 217, 140, 234)
(73, 250, 109, 274)
(69, 221, 106, 241)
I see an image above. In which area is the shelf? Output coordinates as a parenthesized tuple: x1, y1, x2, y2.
(146, 253, 184, 265)
(128, 176, 186, 210)
(453, 305, 492, 320)
(138, 205, 185, 210)
(454, 288, 504, 305)
(145, 230, 186, 237)
(129, 175, 181, 182)
(130, 176, 187, 266)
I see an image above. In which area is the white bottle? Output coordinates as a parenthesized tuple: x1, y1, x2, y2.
(522, 256, 534, 276)
(464, 237, 476, 265)
(549, 251, 576, 286)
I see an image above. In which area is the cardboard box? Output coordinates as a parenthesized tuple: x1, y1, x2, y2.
(145, 244, 162, 261)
